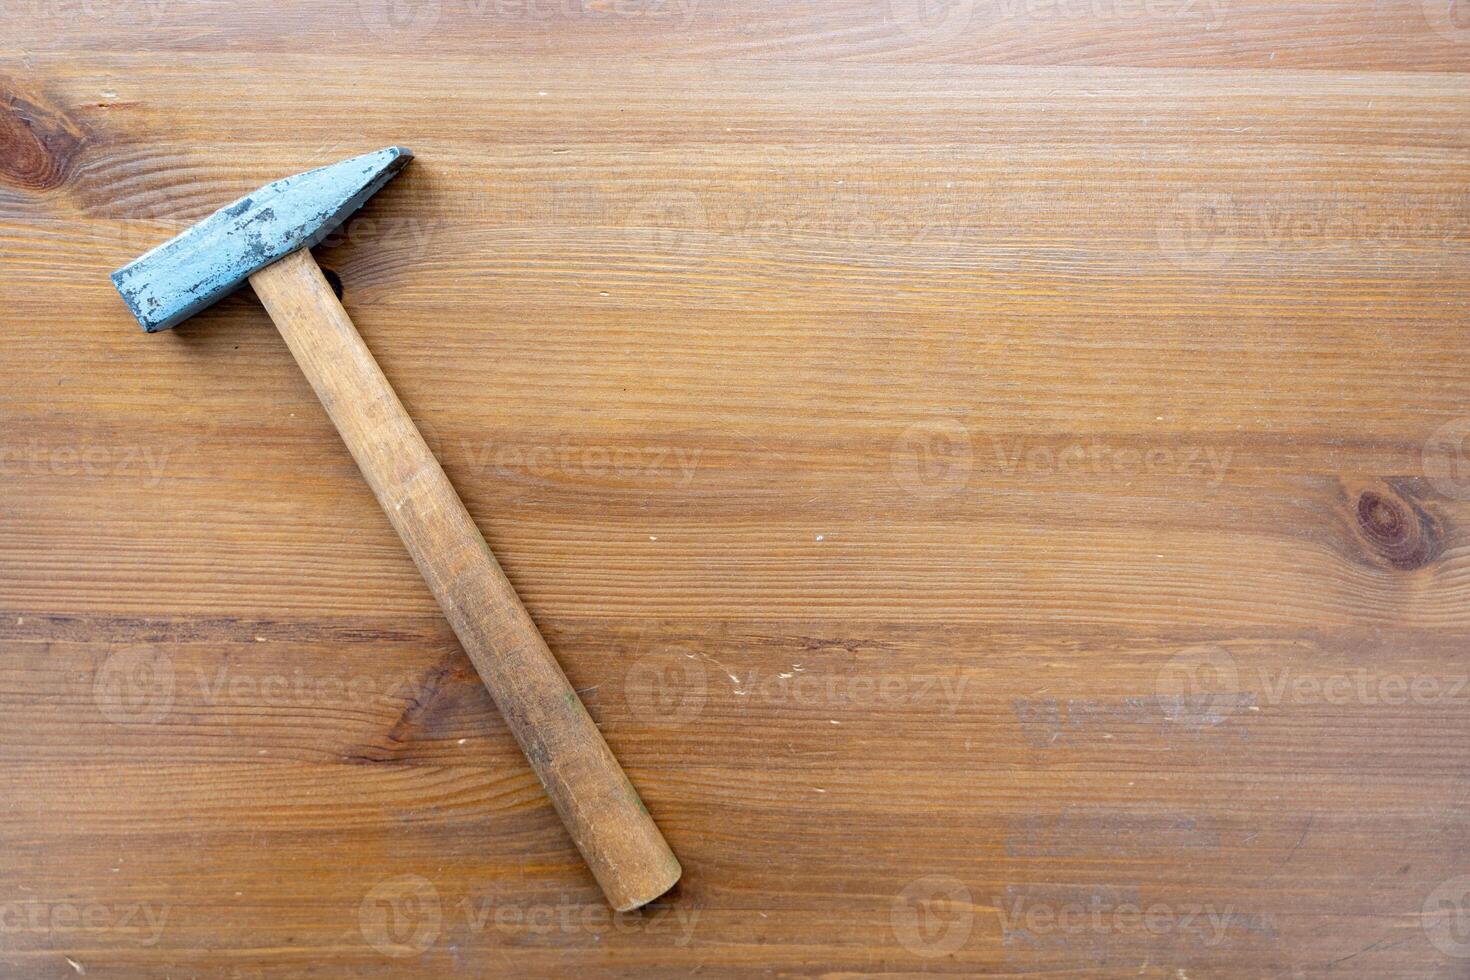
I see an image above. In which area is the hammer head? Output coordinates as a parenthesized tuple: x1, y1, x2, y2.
(112, 146, 413, 332)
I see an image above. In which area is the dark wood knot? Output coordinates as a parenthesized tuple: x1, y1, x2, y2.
(0, 86, 85, 192)
(1355, 487, 1438, 571)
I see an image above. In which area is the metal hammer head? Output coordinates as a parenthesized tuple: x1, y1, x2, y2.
(112, 146, 413, 332)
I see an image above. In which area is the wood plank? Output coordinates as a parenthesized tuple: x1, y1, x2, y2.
(4, 1, 1469, 71)
(1, 4, 1468, 976)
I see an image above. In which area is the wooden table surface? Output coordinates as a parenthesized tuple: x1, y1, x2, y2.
(3, 2, 1469, 976)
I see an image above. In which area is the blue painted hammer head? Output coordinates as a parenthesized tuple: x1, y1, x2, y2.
(112, 146, 413, 332)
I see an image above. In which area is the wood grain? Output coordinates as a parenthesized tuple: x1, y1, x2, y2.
(1, 1, 1469, 976)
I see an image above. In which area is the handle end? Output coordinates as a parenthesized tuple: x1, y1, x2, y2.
(606, 850, 682, 912)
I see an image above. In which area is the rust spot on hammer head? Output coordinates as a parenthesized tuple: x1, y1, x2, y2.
(0, 84, 86, 192)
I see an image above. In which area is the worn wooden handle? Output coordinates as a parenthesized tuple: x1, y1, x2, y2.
(248, 249, 680, 911)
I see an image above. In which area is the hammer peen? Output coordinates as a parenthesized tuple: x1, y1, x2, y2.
(111, 147, 681, 911)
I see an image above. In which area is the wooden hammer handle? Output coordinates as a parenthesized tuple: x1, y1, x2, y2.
(248, 249, 680, 911)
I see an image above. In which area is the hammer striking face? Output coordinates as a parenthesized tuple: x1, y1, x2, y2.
(111, 146, 412, 332)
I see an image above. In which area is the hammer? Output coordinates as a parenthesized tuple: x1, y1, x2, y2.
(111, 147, 680, 911)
